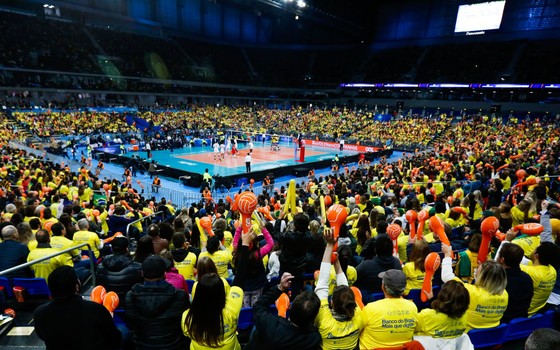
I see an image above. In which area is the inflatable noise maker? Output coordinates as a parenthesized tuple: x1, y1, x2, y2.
(386, 224, 401, 256)
(479, 216, 500, 264)
(428, 216, 453, 258)
(195, 215, 215, 243)
(421, 252, 441, 302)
(283, 179, 298, 214)
(416, 209, 430, 240)
(236, 191, 258, 234)
(327, 204, 348, 263)
(513, 223, 544, 236)
(405, 210, 417, 239)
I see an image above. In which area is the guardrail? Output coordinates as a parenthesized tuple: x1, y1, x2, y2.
(126, 211, 164, 239)
(0, 242, 97, 285)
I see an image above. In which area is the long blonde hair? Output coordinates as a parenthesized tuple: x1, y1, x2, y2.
(475, 260, 507, 295)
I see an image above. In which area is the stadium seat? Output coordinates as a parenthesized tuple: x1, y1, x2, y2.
(238, 307, 255, 330)
(468, 323, 508, 349)
(504, 310, 554, 341)
(11, 278, 51, 298)
(406, 285, 440, 310)
(186, 279, 195, 293)
(0, 277, 13, 298)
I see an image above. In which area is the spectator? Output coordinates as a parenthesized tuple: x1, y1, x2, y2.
(182, 273, 243, 349)
(413, 280, 471, 348)
(27, 229, 73, 279)
(525, 328, 560, 350)
(171, 233, 197, 281)
(496, 243, 533, 323)
(134, 235, 155, 264)
(34, 266, 121, 350)
(73, 218, 103, 258)
(359, 269, 419, 349)
(232, 221, 274, 307)
(314, 228, 363, 350)
(96, 236, 143, 301)
(160, 250, 190, 294)
(354, 234, 402, 303)
(442, 244, 508, 330)
(0, 225, 32, 278)
(199, 235, 232, 279)
(125, 256, 190, 350)
(148, 223, 169, 254)
(276, 212, 313, 299)
(245, 272, 322, 350)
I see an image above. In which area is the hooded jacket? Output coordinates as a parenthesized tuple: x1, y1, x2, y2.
(125, 280, 190, 350)
(96, 253, 143, 301)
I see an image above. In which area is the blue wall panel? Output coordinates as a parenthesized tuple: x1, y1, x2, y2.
(158, 0, 177, 28)
(183, 0, 201, 32)
(203, 1, 222, 37)
(242, 12, 257, 43)
(129, 0, 151, 20)
(224, 6, 241, 40)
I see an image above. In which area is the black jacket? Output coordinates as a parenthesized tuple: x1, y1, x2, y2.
(96, 253, 143, 301)
(244, 287, 322, 350)
(125, 280, 190, 350)
(354, 255, 402, 295)
(34, 295, 121, 350)
(277, 229, 313, 270)
(501, 266, 534, 323)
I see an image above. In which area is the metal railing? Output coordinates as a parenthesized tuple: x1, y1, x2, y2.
(0, 243, 97, 286)
(126, 211, 164, 239)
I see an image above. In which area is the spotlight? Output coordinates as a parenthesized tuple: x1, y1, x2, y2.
(297, 0, 306, 8)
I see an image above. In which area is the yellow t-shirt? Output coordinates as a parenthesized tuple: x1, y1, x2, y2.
(359, 298, 418, 350)
(512, 236, 540, 258)
(316, 298, 363, 350)
(199, 250, 232, 278)
(415, 308, 468, 338)
(458, 279, 508, 330)
(183, 286, 243, 350)
(510, 206, 536, 227)
(223, 231, 233, 252)
(27, 247, 73, 279)
(402, 262, 425, 295)
(175, 251, 197, 280)
(72, 230, 101, 258)
(50, 236, 80, 259)
(520, 264, 557, 316)
(318, 266, 358, 296)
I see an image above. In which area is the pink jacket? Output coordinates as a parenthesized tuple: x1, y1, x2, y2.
(233, 226, 274, 258)
(165, 267, 190, 295)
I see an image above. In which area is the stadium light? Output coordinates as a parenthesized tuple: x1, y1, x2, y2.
(297, 0, 306, 8)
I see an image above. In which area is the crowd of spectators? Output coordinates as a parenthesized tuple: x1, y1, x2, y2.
(1, 110, 560, 348)
(3, 105, 454, 151)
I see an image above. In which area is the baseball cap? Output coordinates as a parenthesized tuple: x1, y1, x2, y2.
(142, 256, 166, 279)
(378, 269, 406, 295)
(111, 237, 129, 252)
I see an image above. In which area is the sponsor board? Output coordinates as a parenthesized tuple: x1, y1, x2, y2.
(302, 139, 380, 153)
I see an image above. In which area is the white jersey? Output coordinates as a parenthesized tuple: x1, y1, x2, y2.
(213, 143, 219, 153)
(220, 144, 226, 153)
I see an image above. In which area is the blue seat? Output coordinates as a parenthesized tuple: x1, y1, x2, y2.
(406, 285, 440, 310)
(238, 307, 254, 331)
(468, 323, 508, 349)
(0, 277, 13, 298)
(186, 279, 195, 294)
(364, 292, 384, 304)
(505, 311, 554, 341)
(11, 278, 51, 298)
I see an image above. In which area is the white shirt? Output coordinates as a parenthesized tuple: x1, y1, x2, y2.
(248, 142, 254, 149)
(245, 154, 251, 163)
(146, 143, 151, 151)
(213, 143, 219, 152)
